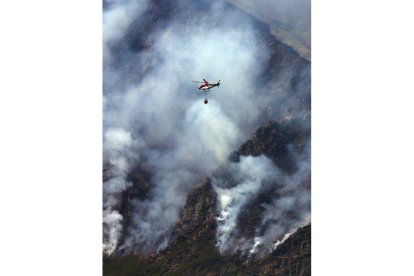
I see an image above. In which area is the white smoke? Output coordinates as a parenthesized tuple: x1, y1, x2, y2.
(273, 232, 292, 250)
(213, 145, 310, 256)
(102, 0, 151, 254)
(103, 210, 123, 254)
(103, 0, 149, 63)
(214, 155, 281, 253)
(249, 236, 264, 255)
(103, 127, 144, 254)
(103, 2, 268, 252)
(103, 0, 310, 255)
(119, 102, 244, 253)
(254, 148, 311, 256)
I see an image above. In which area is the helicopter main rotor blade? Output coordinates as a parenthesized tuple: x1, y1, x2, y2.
(192, 81, 204, 83)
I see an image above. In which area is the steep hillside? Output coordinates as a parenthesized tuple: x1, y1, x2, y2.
(234, 121, 310, 175)
(103, 0, 311, 273)
(104, 180, 310, 275)
(105, 120, 311, 275)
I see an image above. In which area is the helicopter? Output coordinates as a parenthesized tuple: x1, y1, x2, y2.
(192, 79, 221, 104)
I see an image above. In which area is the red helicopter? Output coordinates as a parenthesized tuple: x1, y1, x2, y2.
(192, 79, 221, 104)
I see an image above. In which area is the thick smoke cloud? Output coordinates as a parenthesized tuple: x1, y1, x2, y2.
(103, 0, 270, 254)
(213, 144, 310, 256)
(214, 155, 282, 253)
(118, 102, 245, 253)
(103, 0, 150, 255)
(103, 127, 145, 254)
(103, 0, 310, 256)
(103, 0, 149, 63)
(257, 147, 311, 255)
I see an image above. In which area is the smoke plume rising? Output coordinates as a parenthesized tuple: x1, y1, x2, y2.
(214, 155, 281, 253)
(103, 0, 310, 256)
(213, 144, 310, 256)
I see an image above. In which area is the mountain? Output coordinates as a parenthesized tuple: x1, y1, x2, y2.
(111, 0, 310, 79)
(103, 0, 311, 274)
(104, 120, 311, 274)
(226, 0, 311, 61)
(104, 180, 311, 275)
(234, 121, 310, 175)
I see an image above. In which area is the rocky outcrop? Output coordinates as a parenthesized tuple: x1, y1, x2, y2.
(236, 120, 310, 175)
(104, 182, 311, 275)
(165, 179, 217, 251)
(155, 180, 218, 274)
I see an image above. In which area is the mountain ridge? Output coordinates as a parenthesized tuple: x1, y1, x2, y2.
(103, 0, 311, 273)
(104, 179, 311, 275)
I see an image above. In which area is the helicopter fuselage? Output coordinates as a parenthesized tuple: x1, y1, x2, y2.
(199, 85, 211, 90)
(198, 83, 219, 90)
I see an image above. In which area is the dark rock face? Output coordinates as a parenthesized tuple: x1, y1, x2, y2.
(116, 166, 153, 251)
(124, 166, 153, 201)
(235, 188, 275, 240)
(154, 180, 220, 274)
(103, 182, 311, 275)
(237, 120, 310, 175)
(166, 179, 217, 251)
(253, 225, 311, 276)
